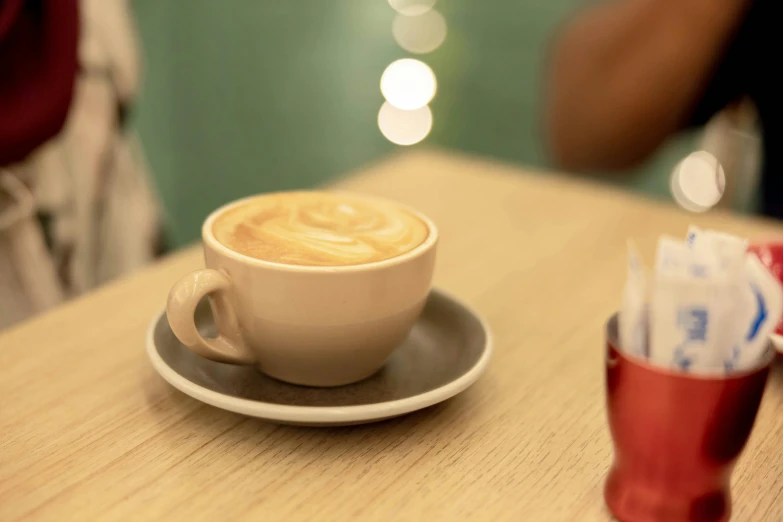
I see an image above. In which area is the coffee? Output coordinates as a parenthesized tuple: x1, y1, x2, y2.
(169, 190, 438, 386)
(212, 191, 429, 266)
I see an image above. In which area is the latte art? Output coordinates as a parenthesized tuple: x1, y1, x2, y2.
(212, 192, 429, 266)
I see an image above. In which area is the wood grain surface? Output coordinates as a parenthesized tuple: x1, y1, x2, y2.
(2, 150, 783, 521)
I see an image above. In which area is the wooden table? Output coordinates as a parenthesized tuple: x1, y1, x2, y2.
(3, 150, 783, 521)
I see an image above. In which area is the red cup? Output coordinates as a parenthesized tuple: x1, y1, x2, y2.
(747, 242, 783, 337)
(604, 314, 773, 522)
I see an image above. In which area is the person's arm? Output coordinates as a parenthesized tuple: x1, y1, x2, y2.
(544, 0, 749, 171)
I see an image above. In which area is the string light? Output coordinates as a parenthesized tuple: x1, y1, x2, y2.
(387, 0, 436, 16)
(378, 102, 433, 146)
(392, 9, 447, 54)
(380, 59, 437, 111)
(670, 151, 725, 212)
(379, 1, 445, 146)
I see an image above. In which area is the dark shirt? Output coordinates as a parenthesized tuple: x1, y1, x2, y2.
(0, 0, 79, 166)
(688, 1, 780, 218)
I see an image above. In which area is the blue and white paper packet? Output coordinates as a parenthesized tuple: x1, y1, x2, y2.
(736, 253, 783, 369)
(650, 235, 732, 371)
(686, 225, 747, 276)
(619, 226, 783, 374)
(619, 241, 648, 357)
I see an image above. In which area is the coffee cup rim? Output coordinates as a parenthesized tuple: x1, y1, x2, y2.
(201, 190, 439, 272)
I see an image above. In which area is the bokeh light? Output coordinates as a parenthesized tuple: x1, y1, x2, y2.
(388, 0, 436, 16)
(392, 10, 447, 54)
(670, 150, 725, 213)
(378, 102, 433, 146)
(380, 58, 437, 110)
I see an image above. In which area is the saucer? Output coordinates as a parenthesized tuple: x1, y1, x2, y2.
(146, 288, 492, 426)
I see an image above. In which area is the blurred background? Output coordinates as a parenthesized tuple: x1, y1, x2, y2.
(131, 0, 713, 249)
(0, 0, 763, 329)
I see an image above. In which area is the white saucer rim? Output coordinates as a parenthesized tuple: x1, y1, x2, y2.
(146, 288, 493, 424)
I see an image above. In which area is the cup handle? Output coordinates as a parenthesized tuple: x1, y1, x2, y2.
(166, 269, 255, 364)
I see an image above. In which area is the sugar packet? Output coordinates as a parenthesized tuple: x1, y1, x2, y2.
(732, 253, 783, 370)
(625, 227, 783, 374)
(686, 226, 753, 370)
(686, 225, 747, 276)
(619, 241, 648, 357)
(656, 234, 719, 279)
(649, 236, 734, 372)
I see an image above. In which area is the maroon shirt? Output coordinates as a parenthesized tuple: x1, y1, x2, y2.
(0, 0, 79, 166)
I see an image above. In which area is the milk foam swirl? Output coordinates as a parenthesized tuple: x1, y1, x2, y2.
(212, 192, 429, 266)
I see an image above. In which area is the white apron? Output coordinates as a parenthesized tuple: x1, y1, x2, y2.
(0, 0, 160, 331)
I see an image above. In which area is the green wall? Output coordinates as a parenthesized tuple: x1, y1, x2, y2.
(133, 1, 696, 248)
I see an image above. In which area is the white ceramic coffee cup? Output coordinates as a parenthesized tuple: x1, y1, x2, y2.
(166, 192, 438, 387)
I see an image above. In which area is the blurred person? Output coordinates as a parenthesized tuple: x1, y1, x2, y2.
(545, 0, 779, 217)
(0, 0, 160, 329)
